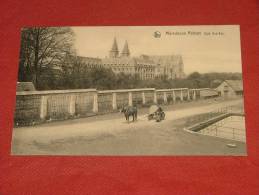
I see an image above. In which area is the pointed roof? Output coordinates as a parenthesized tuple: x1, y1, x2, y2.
(121, 40, 130, 56)
(225, 80, 243, 91)
(110, 38, 119, 52)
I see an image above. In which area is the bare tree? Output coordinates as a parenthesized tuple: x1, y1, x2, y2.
(18, 27, 74, 88)
(61, 55, 88, 89)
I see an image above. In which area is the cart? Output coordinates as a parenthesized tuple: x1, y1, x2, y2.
(148, 105, 165, 122)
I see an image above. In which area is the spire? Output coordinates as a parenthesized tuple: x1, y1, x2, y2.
(109, 37, 119, 58)
(121, 40, 130, 57)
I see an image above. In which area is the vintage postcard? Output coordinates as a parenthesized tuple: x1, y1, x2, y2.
(12, 25, 246, 155)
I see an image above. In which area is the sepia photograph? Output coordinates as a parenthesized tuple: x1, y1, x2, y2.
(12, 25, 246, 155)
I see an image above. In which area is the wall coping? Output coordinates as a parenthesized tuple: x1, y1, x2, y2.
(16, 89, 97, 96)
(16, 87, 215, 96)
(190, 88, 210, 91)
(98, 88, 155, 94)
(156, 88, 188, 92)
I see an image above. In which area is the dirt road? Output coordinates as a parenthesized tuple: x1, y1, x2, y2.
(12, 98, 246, 155)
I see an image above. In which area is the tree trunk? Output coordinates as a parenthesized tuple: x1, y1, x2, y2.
(33, 28, 40, 88)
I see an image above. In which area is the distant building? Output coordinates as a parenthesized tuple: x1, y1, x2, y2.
(109, 37, 119, 58)
(216, 80, 243, 98)
(78, 37, 185, 80)
(77, 56, 103, 69)
(149, 55, 185, 79)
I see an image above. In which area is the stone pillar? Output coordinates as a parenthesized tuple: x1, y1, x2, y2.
(180, 89, 184, 101)
(193, 90, 196, 100)
(163, 92, 167, 104)
(128, 92, 133, 106)
(69, 94, 76, 115)
(172, 90, 176, 102)
(154, 91, 157, 104)
(187, 89, 190, 101)
(142, 92, 146, 105)
(112, 92, 117, 110)
(93, 92, 98, 113)
(40, 96, 48, 120)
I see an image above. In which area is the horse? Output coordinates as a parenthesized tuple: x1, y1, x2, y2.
(120, 106, 138, 123)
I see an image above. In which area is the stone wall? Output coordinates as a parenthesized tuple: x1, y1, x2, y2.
(14, 88, 211, 126)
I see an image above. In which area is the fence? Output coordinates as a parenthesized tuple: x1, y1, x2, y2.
(185, 104, 245, 142)
(199, 115, 246, 142)
(185, 104, 244, 128)
(14, 88, 212, 126)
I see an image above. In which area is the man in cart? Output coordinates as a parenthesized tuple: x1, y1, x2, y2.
(148, 105, 165, 122)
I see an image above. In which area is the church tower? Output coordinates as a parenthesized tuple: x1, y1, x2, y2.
(109, 38, 119, 58)
(121, 40, 130, 57)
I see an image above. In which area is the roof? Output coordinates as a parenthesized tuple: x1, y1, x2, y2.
(17, 82, 36, 91)
(224, 80, 243, 92)
(102, 55, 157, 67)
(200, 89, 218, 97)
(102, 56, 135, 66)
(148, 55, 183, 66)
(78, 56, 102, 64)
(133, 55, 156, 66)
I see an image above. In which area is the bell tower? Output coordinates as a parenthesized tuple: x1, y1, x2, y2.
(121, 40, 130, 57)
(109, 38, 119, 58)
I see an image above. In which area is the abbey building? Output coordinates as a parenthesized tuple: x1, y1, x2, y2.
(79, 38, 185, 80)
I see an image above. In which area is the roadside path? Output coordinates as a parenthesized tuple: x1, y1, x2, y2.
(13, 99, 243, 144)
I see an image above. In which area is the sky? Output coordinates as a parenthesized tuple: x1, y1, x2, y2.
(72, 25, 242, 74)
